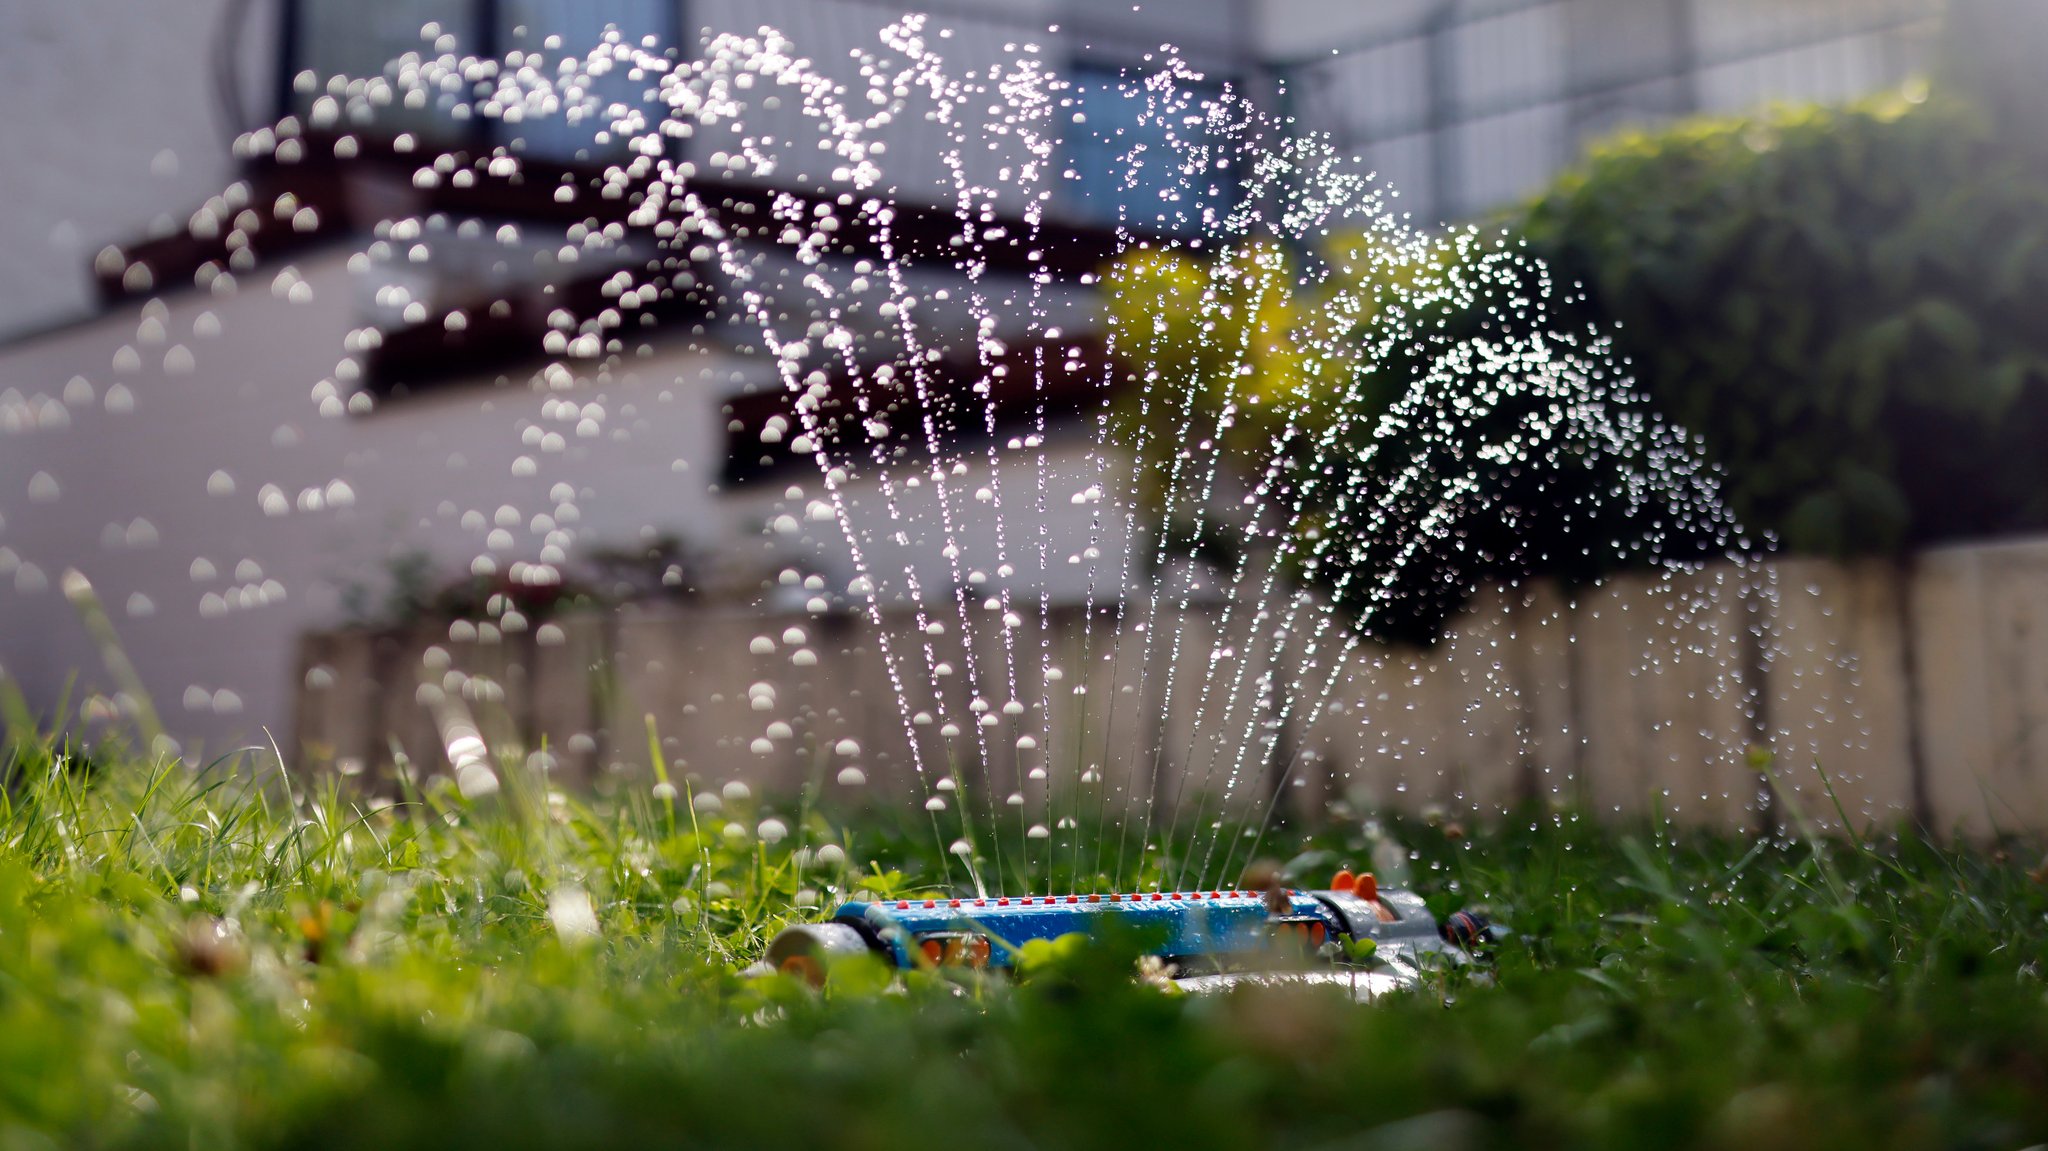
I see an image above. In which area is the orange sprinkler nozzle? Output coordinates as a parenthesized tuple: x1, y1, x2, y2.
(1355, 873, 1378, 902)
(1330, 869, 1357, 894)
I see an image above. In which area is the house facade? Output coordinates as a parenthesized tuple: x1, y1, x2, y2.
(0, 0, 1951, 760)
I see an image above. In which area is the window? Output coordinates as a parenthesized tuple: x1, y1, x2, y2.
(283, 0, 681, 163)
(1058, 62, 1234, 236)
(494, 0, 679, 161)
(291, 0, 470, 147)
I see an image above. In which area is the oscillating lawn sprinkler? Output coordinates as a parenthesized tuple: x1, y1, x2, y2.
(766, 869, 1493, 997)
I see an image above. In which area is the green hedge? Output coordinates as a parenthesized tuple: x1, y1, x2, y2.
(1520, 87, 2048, 554)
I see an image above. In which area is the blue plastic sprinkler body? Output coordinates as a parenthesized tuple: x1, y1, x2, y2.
(765, 871, 1489, 994)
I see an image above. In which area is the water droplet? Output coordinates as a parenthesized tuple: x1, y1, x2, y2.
(457, 763, 500, 800)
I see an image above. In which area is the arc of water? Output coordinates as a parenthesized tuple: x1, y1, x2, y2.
(856, 23, 1071, 893)
(1169, 235, 1551, 886)
(1180, 234, 1532, 877)
(1111, 233, 1281, 891)
(1152, 138, 1390, 888)
(1192, 333, 1564, 887)
(873, 32, 1012, 893)
(649, 21, 1083, 894)
(636, 22, 988, 879)
(1044, 86, 1159, 893)
(963, 50, 1063, 892)
(556, 26, 969, 877)
(1061, 62, 1271, 890)
(325, 17, 1737, 899)
(1103, 85, 1284, 893)
(1208, 322, 1740, 889)
(1067, 66, 1276, 892)
(913, 42, 1066, 895)
(1125, 134, 1393, 892)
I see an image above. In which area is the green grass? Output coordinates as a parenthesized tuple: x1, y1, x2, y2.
(3, 736, 2046, 1151)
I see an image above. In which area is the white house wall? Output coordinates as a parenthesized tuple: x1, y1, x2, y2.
(0, 250, 758, 756)
(0, 0, 275, 340)
(725, 432, 1141, 610)
(0, 245, 1145, 759)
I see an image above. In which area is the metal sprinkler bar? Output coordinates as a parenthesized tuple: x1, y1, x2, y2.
(766, 870, 1490, 993)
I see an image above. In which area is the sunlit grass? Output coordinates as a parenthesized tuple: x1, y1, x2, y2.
(3, 731, 2046, 1150)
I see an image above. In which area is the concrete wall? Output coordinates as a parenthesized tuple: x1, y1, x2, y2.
(292, 545, 2048, 836)
(0, 0, 277, 340)
(1263, 0, 1942, 222)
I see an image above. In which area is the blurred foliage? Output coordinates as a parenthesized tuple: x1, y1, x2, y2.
(1112, 27, 2048, 608)
(1521, 85, 2048, 554)
(1105, 234, 1731, 645)
(2, 732, 2046, 1150)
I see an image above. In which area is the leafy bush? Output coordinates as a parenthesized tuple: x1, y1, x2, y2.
(1520, 86, 2048, 554)
(1104, 232, 1735, 646)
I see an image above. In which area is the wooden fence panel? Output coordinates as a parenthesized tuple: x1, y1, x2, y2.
(1976, 543, 2048, 832)
(291, 539, 2048, 835)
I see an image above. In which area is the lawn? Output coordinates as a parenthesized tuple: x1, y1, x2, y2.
(2, 739, 2045, 1151)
